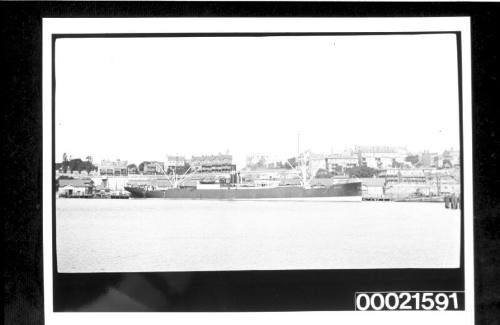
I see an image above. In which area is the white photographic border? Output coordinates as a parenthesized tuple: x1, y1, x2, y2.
(43, 17, 473, 325)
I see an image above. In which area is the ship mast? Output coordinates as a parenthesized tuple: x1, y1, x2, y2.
(297, 132, 300, 159)
(173, 154, 178, 188)
(162, 154, 203, 188)
(154, 162, 175, 188)
(290, 131, 310, 188)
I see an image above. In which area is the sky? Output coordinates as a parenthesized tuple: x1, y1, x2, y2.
(55, 34, 460, 168)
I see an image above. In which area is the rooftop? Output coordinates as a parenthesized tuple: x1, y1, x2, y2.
(192, 154, 232, 160)
(354, 146, 407, 154)
(326, 154, 358, 159)
(167, 156, 186, 161)
(59, 178, 94, 187)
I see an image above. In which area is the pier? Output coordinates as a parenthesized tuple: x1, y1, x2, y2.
(362, 196, 391, 201)
(444, 194, 461, 209)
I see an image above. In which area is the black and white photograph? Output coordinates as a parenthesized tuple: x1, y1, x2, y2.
(41, 17, 473, 324)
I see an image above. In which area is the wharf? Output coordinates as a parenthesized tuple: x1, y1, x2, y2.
(59, 193, 130, 199)
(362, 196, 391, 201)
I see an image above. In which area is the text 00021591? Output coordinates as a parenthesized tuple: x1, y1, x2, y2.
(355, 291, 464, 311)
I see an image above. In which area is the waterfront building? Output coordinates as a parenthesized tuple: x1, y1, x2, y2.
(246, 154, 266, 168)
(382, 168, 432, 199)
(381, 167, 460, 199)
(325, 154, 359, 174)
(246, 154, 287, 169)
(190, 154, 234, 173)
(355, 145, 408, 169)
(420, 151, 439, 168)
(99, 159, 128, 176)
(127, 165, 138, 174)
(191, 154, 232, 167)
(143, 161, 165, 175)
(382, 168, 430, 184)
(166, 155, 186, 168)
(442, 148, 460, 168)
(359, 177, 386, 198)
(57, 178, 94, 197)
(427, 174, 461, 195)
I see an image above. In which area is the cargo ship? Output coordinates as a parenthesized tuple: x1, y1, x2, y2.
(124, 180, 362, 201)
(124, 157, 362, 201)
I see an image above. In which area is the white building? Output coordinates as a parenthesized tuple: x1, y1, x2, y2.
(325, 154, 358, 173)
(359, 178, 386, 198)
(99, 159, 128, 176)
(166, 155, 186, 168)
(58, 178, 94, 197)
(143, 161, 165, 175)
(355, 145, 408, 169)
(246, 153, 287, 169)
(441, 148, 460, 167)
(191, 154, 233, 170)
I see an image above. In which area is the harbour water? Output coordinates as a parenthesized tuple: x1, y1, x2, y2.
(56, 199, 461, 273)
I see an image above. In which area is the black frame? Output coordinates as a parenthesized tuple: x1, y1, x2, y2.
(7, 0, 500, 322)
(6, 1, 500, 323)
(51, 30, 465, 311)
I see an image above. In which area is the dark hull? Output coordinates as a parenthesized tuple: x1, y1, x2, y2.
(125, 182, 362, 200)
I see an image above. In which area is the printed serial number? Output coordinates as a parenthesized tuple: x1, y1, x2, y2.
(355, 291, 463, 311)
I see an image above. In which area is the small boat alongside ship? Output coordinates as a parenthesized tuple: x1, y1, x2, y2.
(395, 192, 445, 203)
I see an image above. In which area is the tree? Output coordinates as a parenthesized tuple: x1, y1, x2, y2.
(60, 157, 98, 173)
(256, 157, 266, 169)
(405, 155, 419, 166)
(85, 156, 94, 173)
(442, 159, 452, 168)
(392, 158, 405, 169)
(62, 152, 69, 173)
(127, 164, 138, 174)
(246, 156, 268, 170)
(433, 156, 440, 167)
(138, 161, 149, 172)
(68, 158, 83, 172)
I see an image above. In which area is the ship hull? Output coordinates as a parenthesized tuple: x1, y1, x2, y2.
(125, 182, 362, 201)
